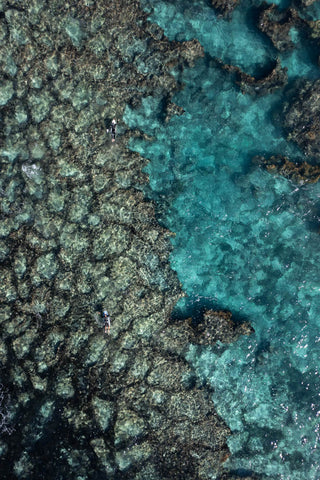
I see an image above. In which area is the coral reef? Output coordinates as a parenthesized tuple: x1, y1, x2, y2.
(257, 4, 302, 52)
(211, 0, 239, 18)
(192, 310, 254, 345)
(0, 0, 255, 479)
(0, 385, 13, 436)
(282, 79, 320, 160)
(299, 0, 318, 6)
(165, 101, 185, 123)
(253, 154, 320, 184)
(215, 57, 288, 95)
(257, 3, 320, 69)
(307, 18, 320, 40)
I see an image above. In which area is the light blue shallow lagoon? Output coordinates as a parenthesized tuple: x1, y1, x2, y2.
(125, 0, 320, 478)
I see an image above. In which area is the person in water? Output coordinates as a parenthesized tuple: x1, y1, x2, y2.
(103, 310, 111, 334)
(107, 119, 117, 142)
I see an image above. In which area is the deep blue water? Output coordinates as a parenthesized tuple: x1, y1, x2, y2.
(125, 1, 320, 478)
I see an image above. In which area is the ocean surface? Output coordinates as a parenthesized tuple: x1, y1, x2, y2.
(125, 0, 320, 478)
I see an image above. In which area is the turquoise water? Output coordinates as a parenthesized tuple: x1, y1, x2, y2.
(125, 1, 320, 478)
(140, 0, 319, 80)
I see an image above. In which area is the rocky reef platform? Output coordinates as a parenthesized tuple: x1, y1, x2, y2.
(0, 1, 258, 479)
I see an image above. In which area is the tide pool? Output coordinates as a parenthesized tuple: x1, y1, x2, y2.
(125, 1, 320, 478)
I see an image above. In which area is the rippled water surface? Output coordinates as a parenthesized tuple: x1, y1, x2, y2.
(125, 0, 320, 478)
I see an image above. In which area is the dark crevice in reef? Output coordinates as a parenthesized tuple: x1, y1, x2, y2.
(0, 1, 259, 479)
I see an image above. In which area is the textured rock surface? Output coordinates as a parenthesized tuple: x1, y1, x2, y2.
(192, 310, 254, 346)
(282, 79, 320, 161)
(257, 5, 302, 52)
(215, 57, 288, 96)
(299, 0, 318, 6)
(211, 0, 239, 17)
(0, 0, 256, 479)
(253, 154, 320, 184)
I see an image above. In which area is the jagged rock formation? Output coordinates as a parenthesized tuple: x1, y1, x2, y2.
(253, 154, 320, 184)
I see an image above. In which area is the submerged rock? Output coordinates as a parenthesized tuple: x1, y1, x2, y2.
(114, 409, 146, 446)
(282, 79, 320, 160)
(116, 442, 152, 472)
(299, 0, 318, 6)
(211, 0, 239, 17)
(257, 5, 302, 52)
(304, 18, 320, 67)
(0, 1, 250, 479)
(90, 438, 114, 475)
(165, 101, 185, 122)
(91, 397, 114, 431)
(64, 17, 85, 48)
(0, 80, 14, 105)
(253, 154, 320, 184)
(216, 57, 287, 96)
(192, 310, 254, 345)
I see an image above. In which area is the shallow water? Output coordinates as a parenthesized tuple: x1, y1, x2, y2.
(125, 1, 320, 478)
(1, 2, 206, 477)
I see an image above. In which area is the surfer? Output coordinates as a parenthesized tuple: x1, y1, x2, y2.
(103, 310, 111, 334)
(107, 119, 117, 142)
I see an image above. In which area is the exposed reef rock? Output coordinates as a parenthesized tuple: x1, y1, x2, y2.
(215, 57, 287, 95)
(257, 4, 302, 52)
(211, 0, 239, 17)
(282, 79, 320, 160)
(253, 154, 320, 184)
(0, 1, 254, 480)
